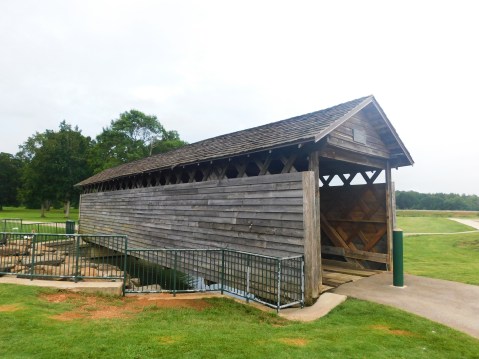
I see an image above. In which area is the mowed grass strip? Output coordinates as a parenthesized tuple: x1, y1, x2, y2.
(397, 217, 475, 233)
(0, 206, 79, 222)
(404, 232, 479, 285)
(397, 210, 479, 218)
(0, 284, 478, 358)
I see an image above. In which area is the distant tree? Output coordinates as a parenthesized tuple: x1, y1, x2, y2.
(19, 122, 92, 217)
(396, 190, 479, 211)
(150, 130, 187, 155)
(0, 153, 22, 210)
(90, 110, 186, 173)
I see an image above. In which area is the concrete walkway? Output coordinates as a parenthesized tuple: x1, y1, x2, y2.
(332, 272, 479, 339)
(279, 292, 347, 321)
(0, 276, 123, 296)
(450, 218, 479, 230)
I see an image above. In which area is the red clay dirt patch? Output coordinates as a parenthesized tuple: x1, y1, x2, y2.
(0, 304, 22, 312)
(370, 324, 415, 336)
(41, 292, 213, 321)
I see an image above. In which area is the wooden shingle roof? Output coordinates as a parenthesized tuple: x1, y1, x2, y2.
(77, 95, 411, 187)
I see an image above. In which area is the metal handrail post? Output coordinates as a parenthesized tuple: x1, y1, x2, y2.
(29, 234, 36, 280)
(74, 235, 81, 283)
(221, 249, 225, 295)
(301, 257, 305, 308)
(173, 250, 177, 297)
(276, 259, 282, 312)
(246, 254, 251, 303)
(122, 237, 128, 296)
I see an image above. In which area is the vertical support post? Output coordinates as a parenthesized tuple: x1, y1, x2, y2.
(385, 161, 394, 271)
(78, 194, 83, 234)
(122, 236, 128, 296)
(221, 249, 225, 295)
(30, 234, 36, 280)
(309, 150, 322, 294)
(173, 250, 177, 297)
(393, 229, 404, 287)
(246, 254, 251, 303)
(302, 169, 321, 304)
(276, 259, 282, 313)
(66, 220, 75, 235)
(301, 256, 305, 308)
(74, 235, 81, 282)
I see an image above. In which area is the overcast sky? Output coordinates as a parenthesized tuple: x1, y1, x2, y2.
(1, 1, 478, 195)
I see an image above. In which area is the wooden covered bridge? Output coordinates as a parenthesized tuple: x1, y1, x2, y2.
(76, 95, 413, 303)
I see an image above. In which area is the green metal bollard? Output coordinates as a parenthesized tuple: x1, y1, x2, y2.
(66, 220, 75, 235)
(393, 229, 404, 287)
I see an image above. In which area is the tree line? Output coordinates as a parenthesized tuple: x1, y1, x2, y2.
(396, 191, 479, 211)
(0, 110, 186, 216)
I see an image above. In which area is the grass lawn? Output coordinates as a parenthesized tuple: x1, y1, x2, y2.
(397, 210, 479, 218)
(397, 217, 475, 233)
(398, 214, 479, 284)
(0, 206, 79, 222)
(404, 232, 479, 285)
(0, 284, 478, 358)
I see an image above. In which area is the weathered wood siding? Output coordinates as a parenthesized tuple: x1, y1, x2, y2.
(329, 112, 390, 159)
(80, 172, 308, 258)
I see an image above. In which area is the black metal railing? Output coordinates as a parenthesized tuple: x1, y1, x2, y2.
(1, 231, 304, 311)
(125, 248, 304, 311)
(0, 233, 127, 287)
(1, 219, 76, 234)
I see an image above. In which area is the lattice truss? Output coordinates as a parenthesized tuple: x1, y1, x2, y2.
(82, 146, 311, 194)
(320, 172, 388, 266)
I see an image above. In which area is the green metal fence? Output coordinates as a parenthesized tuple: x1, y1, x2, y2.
(1, 231, 304, 311)
(126, 248, 304, 311)
(0, 233, 127, 286)
(1, 219, 76, 234)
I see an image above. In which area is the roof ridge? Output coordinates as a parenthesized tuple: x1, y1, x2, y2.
(77, 95, 374, 186)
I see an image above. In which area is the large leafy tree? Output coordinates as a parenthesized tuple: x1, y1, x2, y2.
(0, 153, 22, 210)
(90, 110, 186, 173)
(19, 122, 92, 217)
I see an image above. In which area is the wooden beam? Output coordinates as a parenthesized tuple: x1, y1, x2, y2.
(302, 171, 320, 303)
(281, 153, 298, 174)
(308, 150, 321, 298)
(320, 215, 349, 249)
(385, 161, 393, 270)
(321, 245, 388, 264)
(320, 143, 387, 170)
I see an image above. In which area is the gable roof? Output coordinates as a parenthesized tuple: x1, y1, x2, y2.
(76, 95, 412, 187)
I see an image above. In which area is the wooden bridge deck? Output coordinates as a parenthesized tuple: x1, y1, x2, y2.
(321, 259, 382, 292)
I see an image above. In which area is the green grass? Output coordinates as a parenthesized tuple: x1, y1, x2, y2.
(398, 214, 479, 284)
(397, 217, 475, 233)
(0, 284, 478, 358)
(404, 232, 479, 285)
(397, 210, 479, 218)
(0, 206, 79, 222)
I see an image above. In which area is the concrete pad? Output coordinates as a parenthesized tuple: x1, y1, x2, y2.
(449, 218, 479, 230)
(279, 293, 347, 322)
(333, 272, 479, 339)
(0, 276, 123, 296)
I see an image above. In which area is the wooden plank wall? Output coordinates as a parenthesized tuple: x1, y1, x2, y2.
(320, 183, 389, 268)
(79, 172, 307, 258)
(329, 112, 390, 159)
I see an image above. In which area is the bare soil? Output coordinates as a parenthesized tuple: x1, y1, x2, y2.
(277, 338, 310, 346)
(41, 292, 212, 321)
(370, 324, 415, 336)
(0, 304, 22, 312)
